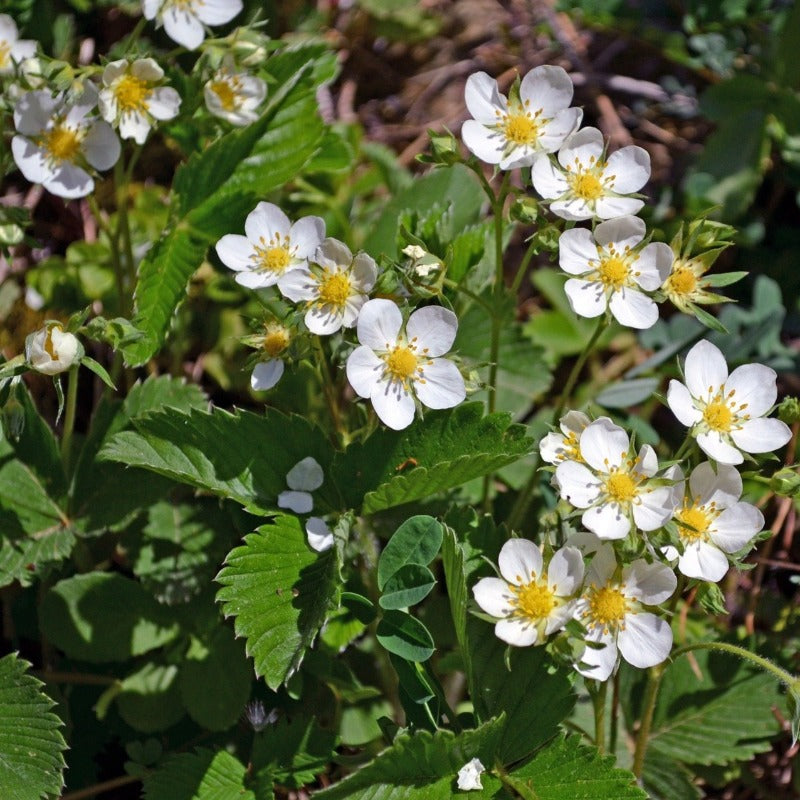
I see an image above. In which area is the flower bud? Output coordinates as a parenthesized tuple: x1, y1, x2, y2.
(770, 467, 800, 498)
(25, 323, 81, 375)
(778, 396, 800, 424)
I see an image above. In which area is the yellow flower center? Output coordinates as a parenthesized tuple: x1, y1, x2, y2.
(676, 504, 711, 543)
(41, 124, 82, 162)
(43, 328, 60, 359)
(263, 327, 289, 357)
(0, 42, 10, 69)
(318, 272, 351, 308)
(254, 244, 291, 274)
(570, 172, 604, 200)
(512, 581, 556, 621)
(598, 255, 629, 289)
(504, 111, 539, 146)
(114, 74, 150, 112)
(665, 264, 697, 297)
(210, 79, 237, 111)
(703, 400, 733, 432)
(587, 585, 628, 627)
(605, 470, 637, 503)
(386, 345, 418, 381)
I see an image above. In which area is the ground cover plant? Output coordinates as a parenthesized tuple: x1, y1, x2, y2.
(2, 1, 800, 798)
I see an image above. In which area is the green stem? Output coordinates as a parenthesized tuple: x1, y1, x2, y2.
(60, 366, 79, 470)
(609, 670, 620, 755)
(672, 434, 695, 464)
(442, 278, 493, 314)
(592, 679, 607, 753)
(114, 156, 136, 310)
(312, 336, 345, 445)
(486, 173, 510, 416)
(631, 662, 665, 779)
(421, 660, 463, 733)
(509, 236, 539, 296)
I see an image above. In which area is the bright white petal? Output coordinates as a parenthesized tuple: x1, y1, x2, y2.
(684, 339, 727, 399)
(82, 121, 120, 171)
(634, 242, 674, 290)
(550, 198, 594, 221)
(245, 202, 290, 242)
(346, 345, 383, 398)
(564, 278, 606, 319)
(583, 502, 630, 540)
(216, 234, 254, 271)
(531, 154, 568, 198)
(315, 237, 353, 270)
(406, 305, 458, 356)
(520, 65, 574, 115)
(286, 456, 324, 492)
(623, 560, 676, 605)
(276, 268, 314, 302)
(148, 87, 181, 120)
(593, 215, 646, 248)
(251, 360, 284, 390)
(461, 120, 503, 165)
(605, 146, 650, 193)
(618, 612, 672, 668)
(350, 252, 377, 292)
(633, 487, 676, 531)
(547, 547, 584, 595)
(356, 298, 402, 350)
(46, 161, 93, 198)
(195, 0, 243, 24)
(725, 364, 777, 416)
(558, 228, 598, 275)
(306, 517, 333, 552)
(495, 618, 538, 647)
(13, 90, 58, 135)
(731, 417, 792, 455)
(580, 418, 629, 472)
(119, 111, 150, 144)
(690, 461, 741, 505)
(667, 380, 701, 427)
(131, 57, 163, 81)
(163, 7, 205, 49)
(277, 490, 313, 514)
(537, 107, 583, 152)
(576, 629, 616, 682)
(370, 379, 416, 430)
(498, 538, 543, 584)
(290, 215, 326, 259)
(305, 305, 345, 335)
(12, 136, 52, 183)
(414, 358, 465, 410)
(464, 71, 506, 123)
(678, 541, 728, 582)
(473, 577, 513, 618)
(539, 432, 567, 464)
(696, 430, 743, 465)
(711, 503, 764, 552)
(557, 126, 604, 169)
(555, 460, 601, 508)
(236, 270, 277, 290)
(594, 196, 645, 219)
(609, 287, 658, 329)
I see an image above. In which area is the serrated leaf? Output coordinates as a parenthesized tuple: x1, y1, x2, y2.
(99, 407, 337, 515)
(216, 515, 340, 690)
(0, 653, 67, 800)
(117, 662, 184, 733)
(641, 750, 701, 800)
(313, 717, 505, 799)
(377, 516, 442, 590)
(379, 564, 436, 610)
(335, 403, 533, 514)
(508, 734, 646, 800)
(143, 748, 254, 800)
(39, 573, 180, 662)
(376, 610, 435, 662)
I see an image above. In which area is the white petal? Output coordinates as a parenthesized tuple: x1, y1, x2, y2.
(605, 146, 650, 193)
(346, 345, 383, 399)
(315, 237, 353, 270)
(286, 456, 324, 492)
(690, 462, 741, 506)
(276, 268, 314, 302)
(464, 71, 506, 123)
(82, 121, 120, 171)
(473, 577, 513, 618)
(370, 379, 416, 430)
(609, 287, 659, 329)
(251, 360, 284, 391)
(555, 460, 601, 508)
(350, 252, 378, 292)
(195, 0, 243, 24)
(634, 242, 674, 290)
(537, 107, 583, 153)
(582, 502, 630, 540)
(731, 417, 792, 455)
(356, 298, 402, 350)
(142, 0, 160, 18)
(12, 136, 52, 183)
(14, 90, 58, 135)
(634, 444, 659, 478)
(633, 487, 675, 531)
(461, 120, 503, 165)
(119, 111, 150, 144)
(560, 409, 592, 434)
(498, 538, 543, 584)
(245, 202, 290, 242)
(131, 57, 164, 81)
(594, 196, 645, 219)
(0, 14, 18, 42)
(623, 560, 676, 605)
(550, 198, 594, 221)
(101, 59, 128, 84)
(558, 228, 598, 275)
(580, 418, 629, 472)
(236, 270, 277, 290)
(725, 364, 777, 416)
(277, 490, 313, 514)
(539, 432, 568, 464)
(547, 547, 584, 595)
(677, 541, 728, 582)
(406, 306, 458, 356)
(711, 503, 764, 552)
(306, 517, 333, 552)
(564, 278, 606, 319)
(667, 380, 701, 427)
(495, 618, 538, 647)
(305, 305, 345, 335)
(46, 162, 94, 198)
(520, 65, 574, 115)
(163, 7, 205, 49)
(216, 234, 254, 271)
(593, 215, 646, 248)
(557, 126, 604, 169)
(576, 629, 616, 682)
(696, 430, 743, 465)
(148, 87, 181, 120)
(618, 613, 672, 668)
(531, 154, 568, 198)
(414, 358, 465, 410)
(684, 339, 727, 399)
(290, 216, 326, 259)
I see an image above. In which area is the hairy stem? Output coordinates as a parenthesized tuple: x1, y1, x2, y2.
(60, 366, 79, 470)
(631, 662, 665, 779)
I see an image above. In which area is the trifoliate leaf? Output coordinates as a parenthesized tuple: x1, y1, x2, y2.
(377, 516, 442, 591)
(376, 610, 435, 662)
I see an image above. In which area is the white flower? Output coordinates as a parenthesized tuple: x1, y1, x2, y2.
(665, 462, 764, 582)
(532, 127, 650, 220)
(251, 360, 283, 391)
(558, 216, 672, 329)
(142, 0, 243, 51)
(456, 758, 486, 792)
(473, 539, 584, 647)
(306, 517, 333, 552)
(216, 203, 325, 292)
(461, 67, 582, 169)
(346, 298, 466, 431)
(667, 339, 792, 465)
(576, 551, 676, 681)
(98, 59, 181, 145)
(402, 245, 426, 260)
(540, 410, 591, 465)
(280, 238, 377, 336)
(555, 418, 678, 540)
(250, 321, 292, 392)
(204, 62, 266, 126)
(25, 323, 82, 375)
(12, 88, 120, 199)
(278, 456, 324, 514)
(0, 14, 35, 75)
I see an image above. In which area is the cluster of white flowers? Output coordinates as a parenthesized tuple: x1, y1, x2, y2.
(216, 202, 467, 430)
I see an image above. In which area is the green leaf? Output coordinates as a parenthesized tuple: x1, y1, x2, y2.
(117, 663, 184, 733)
(216, 515, 340, 689)
(79, 356, 115, 389)
(313, 717, 505, 799)
(123, 46, 336, 366)
(143, 749, 255, 800)
(508, 733, 646, 800)
(377, 516, 442, 591)
(379, 564, 436, 610)
(376, 610, 435, 662)
(335, 403, 533, 514)
(39, 573, 180, 662)
(0, 653, 67, 800)
(595, 378, 659, 409)
(100, 407, 336, 514)
(178, 626, 252, 731)
(641, 750, 701, 800)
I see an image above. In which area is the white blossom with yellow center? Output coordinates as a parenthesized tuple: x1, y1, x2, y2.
(539, 409, 591, 465)
(667, 339, 792, 465)
(204, 62, 266, 126)
(558, 215, 672, 329)
(346, 298, 466, 430)
(98, 58, 181, 145)
(251, 321, 292, 392)
(575, 549, 676, 681)
(461, 66, 582, 170)
(25, 323, 82, 375)
(12, 87, 120, 199)
(662, 461, 764, 582)
(280, 238, 377, 336)
(555, 417, 679, 540)
(141, 0, 242, 50)
(216, 202, 325, 293)
(472, 539, 584, 647)
(532, 127, 650, 220)
(0, 14, 35, 75)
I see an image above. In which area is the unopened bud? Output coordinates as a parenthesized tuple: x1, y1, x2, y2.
(25, 323, 82, 375)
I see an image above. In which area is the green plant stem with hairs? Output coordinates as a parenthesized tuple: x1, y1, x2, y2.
(60, 366, 79, 470)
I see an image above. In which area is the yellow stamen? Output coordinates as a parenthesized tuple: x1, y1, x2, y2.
(385, 345, 418, 381)
(598, 256, 629, 289)
(676, 504, 710, 543)
(0, 42, 10, 69)
(114, 74, 150, 112)
(263, 326, 289, 357)
(512, 581, 556, 621)
(605, 470, 637, 503)
(254, 245, 291, 274)
(41, 124, 82, 162)
(665, 264, 697, 297)
(210, 79, 237, 111)
(317, 272, 351, 308)
(703, 400, 733, 432)
(588, 585, 628, 627)
(504, 111, 539, 146)
(570, 172, 604, 200)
